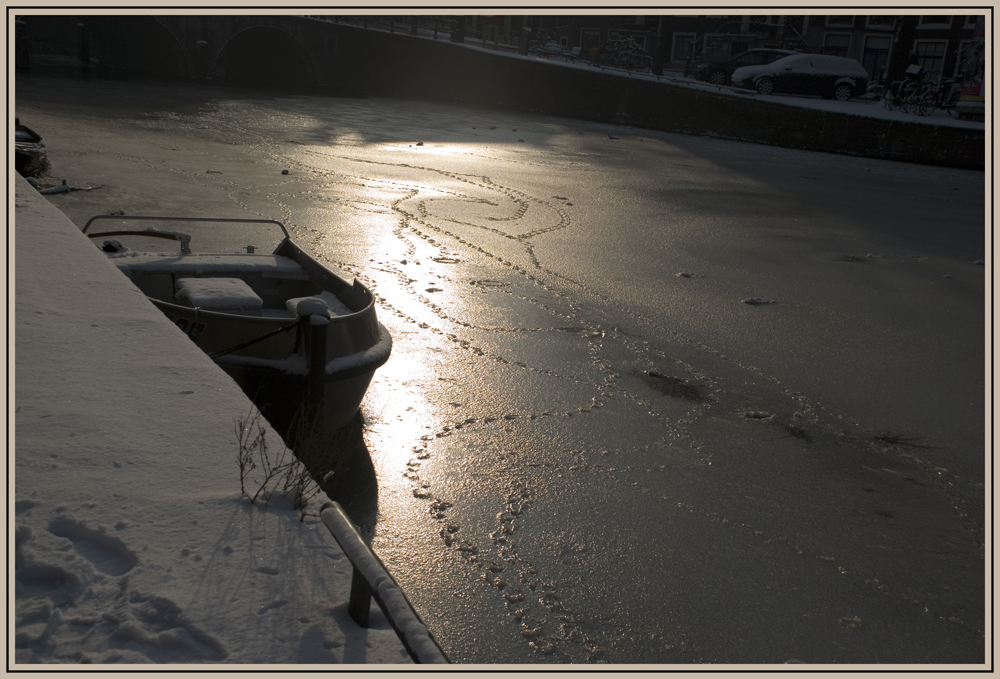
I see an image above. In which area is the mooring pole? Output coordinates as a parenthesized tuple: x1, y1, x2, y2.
(77, 23, 90, 79)
(307, 313, 328, 419)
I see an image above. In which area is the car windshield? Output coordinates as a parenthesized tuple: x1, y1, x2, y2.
(82, 216, 289, 255)
(737, 52, 766, 66)
(770, 54, 803, 68)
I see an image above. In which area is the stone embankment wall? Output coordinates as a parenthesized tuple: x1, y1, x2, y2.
(321, 23, 985, 171)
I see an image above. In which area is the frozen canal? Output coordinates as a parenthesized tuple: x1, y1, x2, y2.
(16, 77, 986, 665)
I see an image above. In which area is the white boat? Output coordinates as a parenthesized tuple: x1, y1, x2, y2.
(84, 215, 392, 443)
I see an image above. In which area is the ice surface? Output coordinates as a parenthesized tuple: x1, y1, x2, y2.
(16, 77, 985, 667)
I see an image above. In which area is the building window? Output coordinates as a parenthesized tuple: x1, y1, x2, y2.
(826, 16, 854, 27)
(627, 34, 648, 50)
(965, 15, 983, 28)
(918, 16, 952, 28)
(862, 35, 891, 81)
(865, 16, 895, 29)
(823, 33, 851, 57)
(671, 33, 695, 62)
(580, 28, 601, 52)
(913, 40, 947, 80)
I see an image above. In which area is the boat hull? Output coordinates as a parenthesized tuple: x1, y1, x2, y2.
(104, 229, 392, 450)
(218, 361, 378, 442)
(148, 299, 391, 448)
(15, 123, 46, 176)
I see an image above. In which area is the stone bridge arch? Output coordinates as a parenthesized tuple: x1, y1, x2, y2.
(17, 14, 190, 79)
(153, 15, 338, 85)
(215, 25, 315, 86)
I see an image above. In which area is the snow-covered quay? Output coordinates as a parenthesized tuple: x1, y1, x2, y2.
(12, 175, 414, 665)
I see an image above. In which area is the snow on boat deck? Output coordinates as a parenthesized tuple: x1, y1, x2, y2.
(12, 176, 412, 666)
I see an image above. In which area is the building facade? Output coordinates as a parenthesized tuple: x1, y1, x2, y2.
(478, 14, 984, 83)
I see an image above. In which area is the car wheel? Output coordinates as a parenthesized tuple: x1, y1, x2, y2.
(833, 83, 853, 101)
(708, 70, 727, 86)
(755, 78, 774, 95)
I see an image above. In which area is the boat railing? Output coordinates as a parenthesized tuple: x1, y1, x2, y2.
(82, 214, 291, 241)
(320, 501, 450, 664)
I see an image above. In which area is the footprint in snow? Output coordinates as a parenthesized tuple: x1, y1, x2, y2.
(46, 516, 137, 576)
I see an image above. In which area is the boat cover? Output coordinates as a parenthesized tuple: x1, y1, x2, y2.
(175, 277, 263, 311)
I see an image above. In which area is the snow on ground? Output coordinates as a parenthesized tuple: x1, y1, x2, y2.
(12, 176, 412, 666)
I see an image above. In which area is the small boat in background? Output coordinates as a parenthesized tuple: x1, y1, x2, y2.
(15, 118, 47, 177)
(83, 215, 392, 447)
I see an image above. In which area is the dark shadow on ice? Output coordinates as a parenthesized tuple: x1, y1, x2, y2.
(872, 432, 933, 449)
(243, 377, 380, 542)
(784, 424, 813, 442)
(642, 369, 709, 402)
(315, 411, 380, 544)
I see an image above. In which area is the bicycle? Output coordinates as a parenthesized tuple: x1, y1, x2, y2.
(883, 80, 907, 110)
(884, 65, 927, 113)
(617, 45, 652, 71)
(916, 75, 964, 116)
(900, 79, 925, 113)
(864, 80, 885, 104)
(591, 35, 650, 72)
(527, 29, 556, 55)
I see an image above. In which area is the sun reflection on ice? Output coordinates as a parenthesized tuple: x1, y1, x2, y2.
(388, 142, 482, 157)
(361, 348, 442, 509)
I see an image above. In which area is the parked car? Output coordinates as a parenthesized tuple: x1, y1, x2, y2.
(731, 53, 869, 101)
(692, 48, 798, 86)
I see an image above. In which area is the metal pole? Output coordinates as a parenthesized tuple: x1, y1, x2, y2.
(652, 16, 666, 75)
(78, 22, 90, 79)
(307, 314, 327, 420)
(451, 16, 465, 43)
(77, 22, 90, 63)
(321, 502, 450, 663)
(348, 569, 373, 627)
(195, 40, 209, 80)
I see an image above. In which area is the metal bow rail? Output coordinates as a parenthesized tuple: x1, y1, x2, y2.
(320, 501, 450, 664)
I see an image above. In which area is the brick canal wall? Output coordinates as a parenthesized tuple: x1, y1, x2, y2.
(320, 23, 984, 171)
